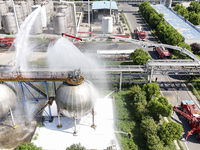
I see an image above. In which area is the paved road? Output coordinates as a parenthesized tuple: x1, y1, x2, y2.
(156, 74, 200, 149)
(118, 4, 157, 43)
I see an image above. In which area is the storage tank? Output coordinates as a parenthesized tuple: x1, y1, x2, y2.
(55, 5, 69, 27)
(44, 2, 50, 23)
(53, 13, 66, 34)
(1, 13, 17, 34)
(27, 0, 33, 15)
(55, 71, 97, 118)
(31, 5, 42, 34)
(21, 1, 28, 19)
(5, 0, 12, 8)
(102, 16, 113, 34)
(49, 0, 54, 15)
(0, 1, 8, 15)
(0, 84, 16, 119)
(15, 5, 24, 26)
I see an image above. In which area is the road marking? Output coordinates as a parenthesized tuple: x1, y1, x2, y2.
(166, 75, 182, 103)
(182, 138, 190, 150)
(165, 75, 190, 150)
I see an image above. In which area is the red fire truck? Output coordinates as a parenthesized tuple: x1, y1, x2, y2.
(153, 46, 171, 59)
(0, 38, 15, 48)
(174, 100, 200, 140)
(135, 26, 146, 41)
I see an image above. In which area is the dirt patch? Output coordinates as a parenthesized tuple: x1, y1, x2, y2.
(0, 119, 37, 149)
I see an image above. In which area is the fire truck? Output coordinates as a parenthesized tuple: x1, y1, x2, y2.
(135, 26, 146, 41)
(173, 100, 200, 140)
(153, 46, 171, 59)
(0, 38, 15, 48)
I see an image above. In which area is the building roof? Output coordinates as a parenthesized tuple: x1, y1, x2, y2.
(151, 4, 200, 44)
(92, 1, 118, 10)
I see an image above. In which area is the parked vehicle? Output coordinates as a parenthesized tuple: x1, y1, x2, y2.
(174, 100, 200, 140)
(153, 46, 171, 59)
(135, 26, 146, 40)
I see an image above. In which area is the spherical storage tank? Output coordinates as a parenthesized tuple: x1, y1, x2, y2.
(102, 16, 113, 34)
(0, 84, 16, 119)
(1, 13, 17, 34)
(53, 13, 66, 34)
(55, 81, 97, 118)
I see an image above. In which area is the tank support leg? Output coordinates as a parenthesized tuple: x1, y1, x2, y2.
(91, 108, 96, 129)
(10, 108, 18, 129)
(57, 109, 62, 128)
(73, 115, 77, 136)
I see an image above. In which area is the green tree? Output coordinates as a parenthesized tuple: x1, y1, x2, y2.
(66, 143, 86, 150)
(129, 48, 151, 65)
(14, 143, 42, 150)
(158, 121, 184, 145)
(148, 97, 173, 120)
(129, 85, 146, 103)
(190, 43, 200, 54)
(174, 4, 189, 20)
(188, 1, 200, 13)
(149, 13, 164, 29)
(189, 11, 200, 25)
(140, 117, 163, 149)
(143, 82, 160, 101)
(133, 102, 148, 121)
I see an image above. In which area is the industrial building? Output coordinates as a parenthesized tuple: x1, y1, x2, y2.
(92, 1, 118, 22)
(151, 4, 200, 44)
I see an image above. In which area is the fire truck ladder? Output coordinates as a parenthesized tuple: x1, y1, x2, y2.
(174, 106, 198, 140)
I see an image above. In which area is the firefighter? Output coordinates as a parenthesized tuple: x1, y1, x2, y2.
(128, 132, 132, 139)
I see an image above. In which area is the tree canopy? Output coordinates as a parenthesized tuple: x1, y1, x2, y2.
(129, 48, 151, 65)
(143, 82, 160, 101)
(158, 121, 184, 145)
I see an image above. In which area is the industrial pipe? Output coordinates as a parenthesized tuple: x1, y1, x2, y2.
(61, 33, 82, 41)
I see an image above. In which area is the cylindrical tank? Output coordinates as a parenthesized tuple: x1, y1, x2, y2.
(102, 16, 113, 34)
(53, 13, 66, 34)
(44, 2, 50, 23)
(55, 81, 97, 118)
(5, 0, 12, 8)
(21, 1, 28, 19)
(30, 5, 42, 34)
(27, 0, 34, 15)
(0, 84, 16, 119)
(49, 0, 54, 15)
(15, 5, 24, 26)
(1, 13, 17, 34)
(55, 5, 69, 27)
(0, 1, 8, 15)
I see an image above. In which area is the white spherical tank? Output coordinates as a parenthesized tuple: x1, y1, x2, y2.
(102, 16, 113, 34)
(0, 84, 16, 119)
(55, 81, 97, 118)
